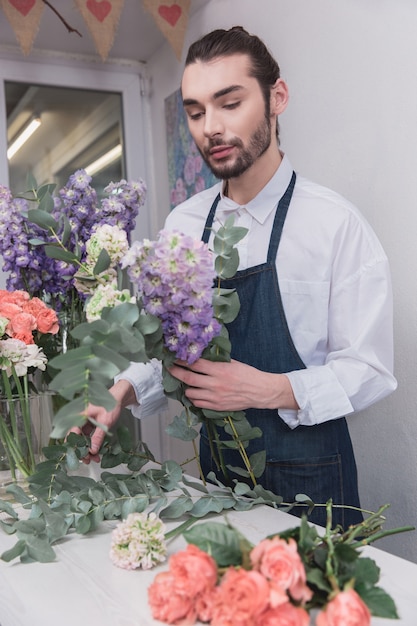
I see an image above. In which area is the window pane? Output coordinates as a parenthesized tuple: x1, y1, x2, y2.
(5, 82, 125, 197)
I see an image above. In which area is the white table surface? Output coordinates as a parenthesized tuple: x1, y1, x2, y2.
(1, 470, 417, 626)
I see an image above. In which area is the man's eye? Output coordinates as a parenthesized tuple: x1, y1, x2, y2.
(223, 101, 240, 110)
(188, 111, 204, 121)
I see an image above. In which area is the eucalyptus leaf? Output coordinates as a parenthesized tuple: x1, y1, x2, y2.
(27, 208, 59, 230)
(165, 414, 199, 441)
(190, 496, 224, 517)
(1, 539, 26, 562)
(92, 343, 131, 372)
(160, 495, 194, 518)
(93, 248, 111, 275)
(0, 499, 18, 519)
(44, 245, 78, 263)
(75, 515, 91, 534)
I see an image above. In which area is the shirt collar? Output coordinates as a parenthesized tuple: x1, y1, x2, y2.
(218, 153, 294, 224)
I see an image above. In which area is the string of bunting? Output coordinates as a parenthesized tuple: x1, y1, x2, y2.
(0, 0, 192, 60)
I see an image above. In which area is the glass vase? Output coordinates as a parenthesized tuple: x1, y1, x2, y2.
(0, 392, 54, 486)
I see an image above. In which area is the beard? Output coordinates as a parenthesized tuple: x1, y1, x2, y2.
(199, 112, 272, 180)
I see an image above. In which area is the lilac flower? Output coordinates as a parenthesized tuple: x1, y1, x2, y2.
(122, 229, 221, 364)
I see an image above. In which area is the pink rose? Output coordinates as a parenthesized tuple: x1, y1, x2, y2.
(169, 544, 218, 598)
(256, 602, 310, 626)
(195, 586, 219, 623)
(316, 589, 371, 626)
(250, 537, 312, 605)
(148, 571, 197, 625)
(211, 567, 270, 625)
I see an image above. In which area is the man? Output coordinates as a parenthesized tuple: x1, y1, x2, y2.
(80, 27, 397, 527)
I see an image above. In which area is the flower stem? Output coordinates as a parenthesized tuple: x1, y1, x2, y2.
(225, 415, 257, 487)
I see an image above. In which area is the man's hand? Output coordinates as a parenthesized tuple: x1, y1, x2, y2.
(68, 379, 137, 464)
(168, 359, 298, 412)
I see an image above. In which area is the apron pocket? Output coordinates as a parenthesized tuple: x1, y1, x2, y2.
(265, 453, 343, 527)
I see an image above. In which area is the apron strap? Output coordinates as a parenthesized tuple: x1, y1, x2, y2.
(267, 171, 296, 263)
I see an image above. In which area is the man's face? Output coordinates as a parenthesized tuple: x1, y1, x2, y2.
(181, 54, 273, 180)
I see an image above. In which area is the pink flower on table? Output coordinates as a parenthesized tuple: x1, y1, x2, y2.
(148, 570, 197, 625)
(211, 567, 270, 626)
(194, 585, 219, 623)
(169, 543, 218, 598)
(256, 602, 310, 626)
(250, 536, 313, 606)
(316, 589, 371, 626)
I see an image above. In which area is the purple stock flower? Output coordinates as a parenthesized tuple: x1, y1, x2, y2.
(123, 229, 221, 364)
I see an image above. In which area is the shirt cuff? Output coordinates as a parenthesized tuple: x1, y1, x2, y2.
(279, 367, 354, 428)
(114, 359, 168, 419)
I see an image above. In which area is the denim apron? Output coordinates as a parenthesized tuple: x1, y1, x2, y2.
(200, 172, 362, 527)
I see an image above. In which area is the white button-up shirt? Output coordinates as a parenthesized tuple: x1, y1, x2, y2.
(119, 155, 397, 428)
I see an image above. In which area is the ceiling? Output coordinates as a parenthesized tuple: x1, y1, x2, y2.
(0, 0, 209, 63)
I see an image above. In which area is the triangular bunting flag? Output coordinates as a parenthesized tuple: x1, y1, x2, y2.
(74, 0, 125, 61)
(142, 0, 191, 60)
(0, 0, 45, 55)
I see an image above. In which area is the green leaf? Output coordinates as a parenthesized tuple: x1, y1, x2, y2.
(5, 483, 33, 505)
(93, 248, 111, 275)
(160, 495, 194, 518)
(249, 450, 266, 477)
(184, 521, 250, 567)
(92, 343, 130, 373)
(75, 515, 91, 534)
(352, 556, 380, 586)
(44, 245, 78, 263)
(65, 447, 80, 471)
(27, 208, 59, 230)
(49, 345, 93, 370)
(357, 585, 399, 619)
(61, 214, 72, 246)
(215, 248, 239, 278)
(165, 414, 199, 442)
(121, 497, 148, 518)
(1, 539, 26, 562)
(190, 496, 224, 517)
(117, 425, 133, 453)
(0, 499, 19, 519)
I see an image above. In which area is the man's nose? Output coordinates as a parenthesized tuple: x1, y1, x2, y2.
(203, 108, 224, 138)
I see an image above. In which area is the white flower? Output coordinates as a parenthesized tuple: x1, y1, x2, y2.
(0, 315, 8, 336)
(0, 338, 47, 376)
(110, 512, 167, 570)
(85, 282, 135, 321)
(86, 224, 129, 265)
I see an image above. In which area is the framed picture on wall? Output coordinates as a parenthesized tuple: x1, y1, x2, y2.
(165, 88, 218, 210)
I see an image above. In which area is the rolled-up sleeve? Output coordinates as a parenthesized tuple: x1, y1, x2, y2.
(280, 256, 397, 428)
(114, 359, 168, 419)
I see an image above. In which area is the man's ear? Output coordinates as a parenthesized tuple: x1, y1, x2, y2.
(270, 79, 289, 116)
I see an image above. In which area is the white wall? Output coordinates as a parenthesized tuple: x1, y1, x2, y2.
(145, 0, 417, 562)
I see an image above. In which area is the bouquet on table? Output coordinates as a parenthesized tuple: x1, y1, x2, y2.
(111, 504, 406, 626)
